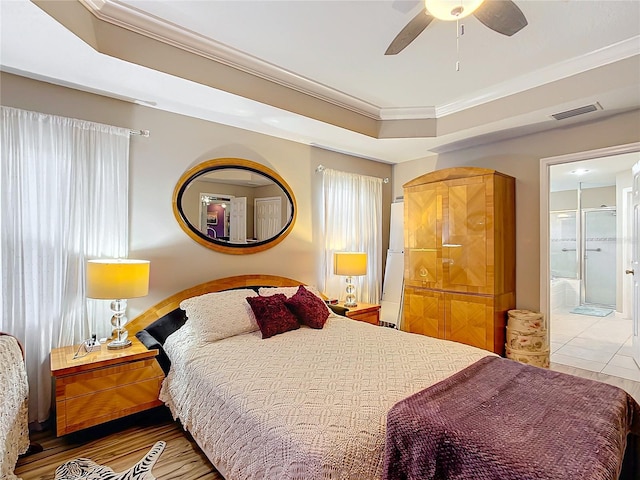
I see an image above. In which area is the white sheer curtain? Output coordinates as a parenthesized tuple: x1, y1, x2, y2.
(0, 106, 130, 423)
(321, 168, 382, 304)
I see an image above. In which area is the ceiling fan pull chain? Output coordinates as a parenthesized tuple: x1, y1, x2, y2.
(456, 20, 465, 71)
(456, 19, 459, 71)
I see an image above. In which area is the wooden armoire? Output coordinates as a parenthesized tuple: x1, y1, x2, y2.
(402, 167, 515, 355)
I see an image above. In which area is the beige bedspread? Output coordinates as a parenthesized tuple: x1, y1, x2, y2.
(161, 315, 491, 480)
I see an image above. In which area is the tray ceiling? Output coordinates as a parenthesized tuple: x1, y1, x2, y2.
(1, 0, 639, 163)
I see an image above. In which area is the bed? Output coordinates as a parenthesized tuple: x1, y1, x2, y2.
(0, 332, 30, 480)
(129, 275, 639, 480)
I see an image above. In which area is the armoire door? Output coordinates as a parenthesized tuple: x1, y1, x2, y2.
(402, 286, 443, 338)
(444, 292, 495, 351)
(441, 175, 492, 294)
(404, 183, 440, 289)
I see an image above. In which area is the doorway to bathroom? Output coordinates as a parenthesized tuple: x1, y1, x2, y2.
(543, 145, 640, 384)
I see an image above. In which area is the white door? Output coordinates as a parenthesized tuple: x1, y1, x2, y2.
(230, 197, 247, 243)
(631, 162, 640, 367)
(200, 199, 208, 234)
(255, 197, 281, 240)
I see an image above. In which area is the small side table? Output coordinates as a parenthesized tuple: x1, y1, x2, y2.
(50, 336, 164, 436)
(336, 302, 381, 325)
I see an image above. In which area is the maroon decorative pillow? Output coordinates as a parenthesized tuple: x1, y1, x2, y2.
(246, 294, 300, 339)
(285, 285, 330, 329)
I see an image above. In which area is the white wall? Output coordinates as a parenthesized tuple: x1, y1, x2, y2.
(1, 72, 393, 318)
(393, 110, 640, 311)
(582, 186, 617, 209)
(549, 190, 579, 211)
(550, 186, 616, 211)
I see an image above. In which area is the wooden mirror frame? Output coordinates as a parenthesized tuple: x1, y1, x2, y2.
(173, 158, 297, 255)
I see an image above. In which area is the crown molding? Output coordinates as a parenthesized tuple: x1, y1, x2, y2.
(378, 106, 437, 120)
(79, 0, 382, 120)
(436, 36, 640, 117)
(79, 0, 638, 123)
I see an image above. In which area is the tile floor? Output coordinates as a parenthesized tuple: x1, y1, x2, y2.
(550, 309, 640, 382)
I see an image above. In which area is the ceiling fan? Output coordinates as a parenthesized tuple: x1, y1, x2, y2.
(385, 0, 528, 55)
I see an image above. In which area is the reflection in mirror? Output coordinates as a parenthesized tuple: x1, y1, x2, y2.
(173, 159, 296, 254)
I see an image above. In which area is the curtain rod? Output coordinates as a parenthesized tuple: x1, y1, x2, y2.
(130, 129, 150, 137)
(315, 164, 389, 184)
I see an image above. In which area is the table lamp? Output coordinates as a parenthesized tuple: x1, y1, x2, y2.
(334, 252, 367, 307)
(86, 259, 150, 350)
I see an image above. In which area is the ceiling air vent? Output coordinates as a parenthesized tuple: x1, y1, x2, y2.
(551, 103, 602, 121)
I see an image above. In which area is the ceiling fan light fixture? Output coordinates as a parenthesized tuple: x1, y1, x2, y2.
(425, 0, 485, 21)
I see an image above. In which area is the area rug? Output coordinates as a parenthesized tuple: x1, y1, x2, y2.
(54, 441, 165, 480)
(570, 305, 613, 317)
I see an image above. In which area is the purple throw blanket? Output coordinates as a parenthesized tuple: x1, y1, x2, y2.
(383, 356, 640, 480)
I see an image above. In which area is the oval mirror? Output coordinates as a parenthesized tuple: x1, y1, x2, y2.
(173, 158, 297, 254)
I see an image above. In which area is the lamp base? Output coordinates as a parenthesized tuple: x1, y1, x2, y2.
(107, 338, 132, 350)
(344, 275, 358, 308)
(108, 299, 131, 350)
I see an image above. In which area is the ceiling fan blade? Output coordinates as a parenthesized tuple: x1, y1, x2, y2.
(385, 8, 434, 55)
(473, 0, 527, 37)
(391, 0, 421, 14)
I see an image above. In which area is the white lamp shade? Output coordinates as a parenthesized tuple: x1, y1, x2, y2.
(86, 259, 150, 299)
(334, 252, 367, 276)
(425, 0, 484, 20)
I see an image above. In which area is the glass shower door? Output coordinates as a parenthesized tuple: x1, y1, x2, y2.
(550, 210, 578, 279)
(583, 208, 616, 306)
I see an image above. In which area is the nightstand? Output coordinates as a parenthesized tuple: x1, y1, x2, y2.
(50, 336, 164, 436)
(336, 302, 381, 325)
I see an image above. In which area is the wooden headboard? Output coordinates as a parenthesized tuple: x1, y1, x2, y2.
(127, 274, 305, 335)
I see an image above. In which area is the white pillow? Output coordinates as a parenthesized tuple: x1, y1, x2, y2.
(258, 285, 322, 299)
(258, 286, 338, 317)
(180, 289, 258, 342)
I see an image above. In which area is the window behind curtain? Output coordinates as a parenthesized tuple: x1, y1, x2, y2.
(321, 168, 382, 304)
(0, 106, 130, 423)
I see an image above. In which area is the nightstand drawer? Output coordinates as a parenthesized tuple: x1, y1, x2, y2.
(54, 358, 163, 435)
(348, 310, 379, 325)
(57, 358, 161, 398)
(57, 377, 162, 433)
(331, 302, 381, 325)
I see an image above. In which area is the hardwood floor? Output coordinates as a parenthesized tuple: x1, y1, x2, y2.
(15, 407, 223, 480)
(550, 361, 640, 402)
